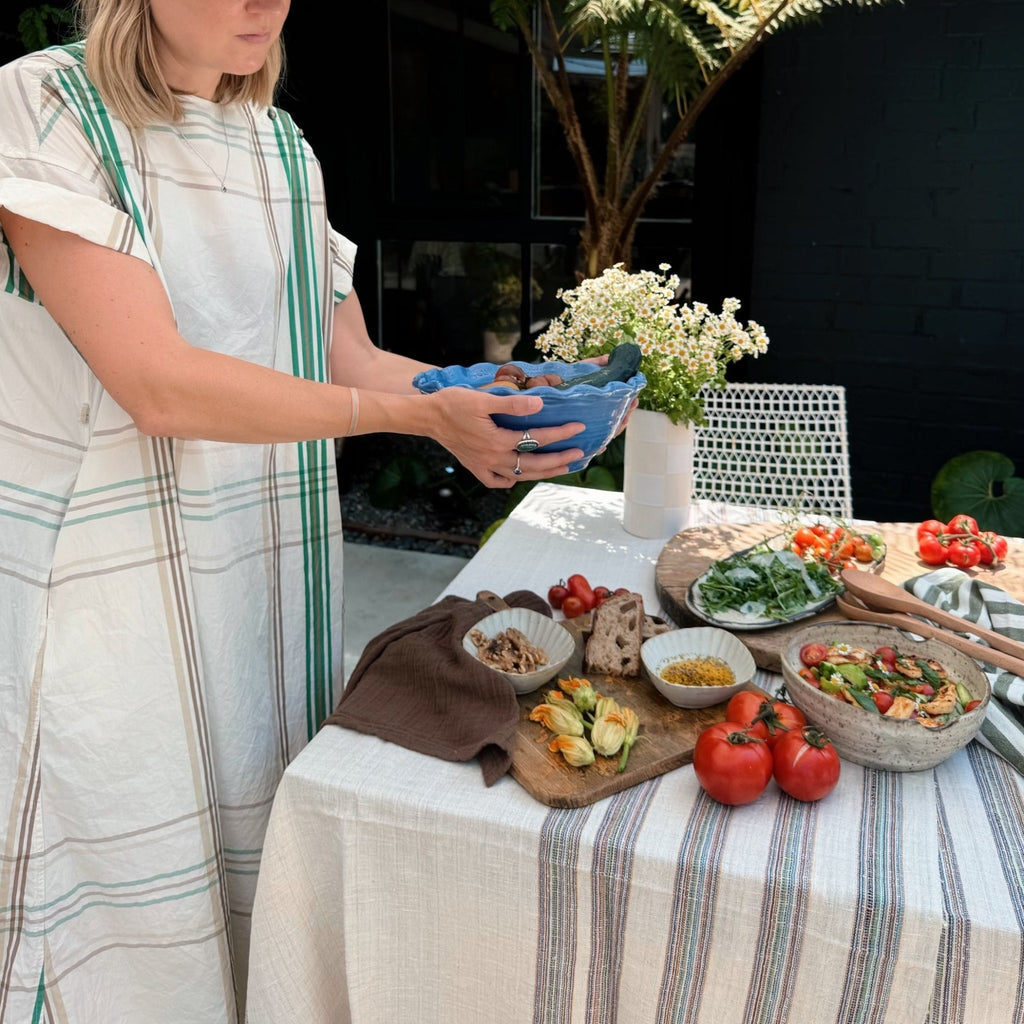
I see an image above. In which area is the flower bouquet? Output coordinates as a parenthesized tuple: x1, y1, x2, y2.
(534, 263, 770, 426)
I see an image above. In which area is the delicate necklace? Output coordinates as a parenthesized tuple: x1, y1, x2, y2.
(174, 109, 231, 193)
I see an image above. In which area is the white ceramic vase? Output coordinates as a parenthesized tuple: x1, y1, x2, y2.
(621, 407, 695, 539)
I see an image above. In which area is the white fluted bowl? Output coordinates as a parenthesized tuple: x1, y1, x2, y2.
(641, 627, 756, 708)
(463, 608, 575, 694)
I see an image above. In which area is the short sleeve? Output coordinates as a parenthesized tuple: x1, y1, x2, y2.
(329, 227, 357, 302)
(0, 49, 152, 269)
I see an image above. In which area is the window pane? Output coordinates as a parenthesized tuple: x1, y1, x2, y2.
(389, 0, 521, 210)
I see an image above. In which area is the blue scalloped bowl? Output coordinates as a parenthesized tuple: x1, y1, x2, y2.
(413, 360, 647, 472)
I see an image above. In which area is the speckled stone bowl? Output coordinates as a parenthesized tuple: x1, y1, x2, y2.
(413, 360, 646, 473)
(781, 622, 991, 772)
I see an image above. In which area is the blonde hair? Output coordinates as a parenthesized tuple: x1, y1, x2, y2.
(74, 0, 284, 126)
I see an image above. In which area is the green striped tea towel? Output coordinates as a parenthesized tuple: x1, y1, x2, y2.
(904, 566, 1024, 774)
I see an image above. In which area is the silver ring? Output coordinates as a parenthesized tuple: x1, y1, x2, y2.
(515, 430, 540, 454)
(513, 455, 523, 476)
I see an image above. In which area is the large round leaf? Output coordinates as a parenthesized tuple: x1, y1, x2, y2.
(931, 451, 1024, 536)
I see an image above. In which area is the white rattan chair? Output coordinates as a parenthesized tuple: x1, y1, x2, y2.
(692, 382, 853, 518)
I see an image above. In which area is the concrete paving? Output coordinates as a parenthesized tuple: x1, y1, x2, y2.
(342, 541, 469, 682)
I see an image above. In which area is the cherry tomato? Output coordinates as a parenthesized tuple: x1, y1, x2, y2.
(947, 514, 979, 536)
(793, 527, 819, 548)
(916, 519, 945, 541)
(692, 723, 773, 806)
(977, 531, 1008, 566)
(918, 535, 949, 565)
(964, 699, 982, 713)
(947, 539, 982, 569)
(772, 727, 841, 802)
(874, 645, 897, 670)
(798, 667, 820, 686)
(566, 573, 597, 611)
(547, 584, 568, 610)
(593, 586, 612, 606)
(799, 642, 829, 667)
(872, 691, 894, 714)
(561, 595, 586, 618)
(612, 587, 631, 597)
(911, 683, 935, 697)
(854, 541, 875, 562)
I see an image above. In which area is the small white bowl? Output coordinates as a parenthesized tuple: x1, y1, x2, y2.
(463, 608, 575, 694)
(641, 627, 756, 708)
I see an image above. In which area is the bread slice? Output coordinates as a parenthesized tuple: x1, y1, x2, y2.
(585, 592, 644, 678)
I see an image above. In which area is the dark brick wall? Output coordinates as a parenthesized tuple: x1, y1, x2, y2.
(744, 0, 1024, 522)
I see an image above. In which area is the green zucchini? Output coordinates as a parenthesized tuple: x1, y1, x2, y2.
(551, 342, 642, 390)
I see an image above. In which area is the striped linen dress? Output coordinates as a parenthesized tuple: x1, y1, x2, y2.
(0, 45, 353, 1022)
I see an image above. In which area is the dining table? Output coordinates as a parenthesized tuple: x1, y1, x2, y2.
(245, 483, 1024, 1024)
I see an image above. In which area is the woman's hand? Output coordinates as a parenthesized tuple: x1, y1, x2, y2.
(425, 387, 586, 488)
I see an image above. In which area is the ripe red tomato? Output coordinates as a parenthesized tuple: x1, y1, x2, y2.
(872, 691, 894, 714)
(946, 539, 982, 569)
(692, 723, 773, 806)
(916, 519, 945, 541)
(561, 595, 586, 618)
(947, 514, 979, 536)
(567, 573, 597, 611)
(772, 727, 841, 802)
(724, 692, 806, 748)
(874, 645, 897, 670)
(799, 642, 828, 667)
(725, 691, 772, 741)
(593, 586, 612, 606)
(547, 584, 568, 610)
(977, 531, 1008, 566)
(964, 699, 982, 713)
(918, 535, 949, 565)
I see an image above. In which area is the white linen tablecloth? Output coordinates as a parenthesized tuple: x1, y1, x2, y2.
(246, 484, 1024, 1024)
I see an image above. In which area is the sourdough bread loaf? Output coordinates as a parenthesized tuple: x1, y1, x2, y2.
(584, 592, 644, 677)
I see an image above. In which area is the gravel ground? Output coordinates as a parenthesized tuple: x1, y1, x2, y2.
(337, 434, 513, 559)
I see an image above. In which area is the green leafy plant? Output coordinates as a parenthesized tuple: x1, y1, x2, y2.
(931, 451, 1024, 537)
(534, 263, 768, 425)
(491, 0, 901, 278)
(17, 4, 73, 51)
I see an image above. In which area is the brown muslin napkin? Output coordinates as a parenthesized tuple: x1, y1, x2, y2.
(323, 590, 551, 786)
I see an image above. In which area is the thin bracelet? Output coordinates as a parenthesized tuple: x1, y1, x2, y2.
(346, 388, 360, 436)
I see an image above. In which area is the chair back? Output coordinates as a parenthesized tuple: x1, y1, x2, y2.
(692, 382, 853, 518)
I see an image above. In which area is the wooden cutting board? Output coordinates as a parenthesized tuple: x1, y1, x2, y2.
(507, 611, 761, 808)
(655, 522, 1024, 674)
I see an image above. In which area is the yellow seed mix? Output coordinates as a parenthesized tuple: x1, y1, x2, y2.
(660, 656, 735, 687)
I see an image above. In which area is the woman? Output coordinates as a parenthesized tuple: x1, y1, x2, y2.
(0, 1, 586, 1020)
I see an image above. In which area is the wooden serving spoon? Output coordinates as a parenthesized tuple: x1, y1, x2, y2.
(834, 593, 1024, 677)
(839, 568, 1024, 663)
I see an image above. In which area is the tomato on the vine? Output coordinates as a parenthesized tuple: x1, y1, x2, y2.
(946, 539, 982, 569)
(692, 722, 773, 806)
(724, 691, 807, 749)
(978, 531, 1009, 565)
(947, 514, 979, 536)
(916, 519, 945, 541)
(772, 727, 841, 802)
(547, 583, 568, 610)
(566, 573, 597, 611)
(918, 535, 949, 566)
(561, 595, 586, 618)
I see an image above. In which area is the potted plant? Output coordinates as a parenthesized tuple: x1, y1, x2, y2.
(534, 262, 769, 536)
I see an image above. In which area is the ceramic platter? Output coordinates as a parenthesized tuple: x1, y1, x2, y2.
(684, 529, 886, 632)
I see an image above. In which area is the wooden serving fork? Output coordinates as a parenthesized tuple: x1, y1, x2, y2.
(839, 569, 1024, 664)
(834, 592, 1024, 677)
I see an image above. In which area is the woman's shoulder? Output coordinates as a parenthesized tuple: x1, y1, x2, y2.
(0, 43, 86, 88)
